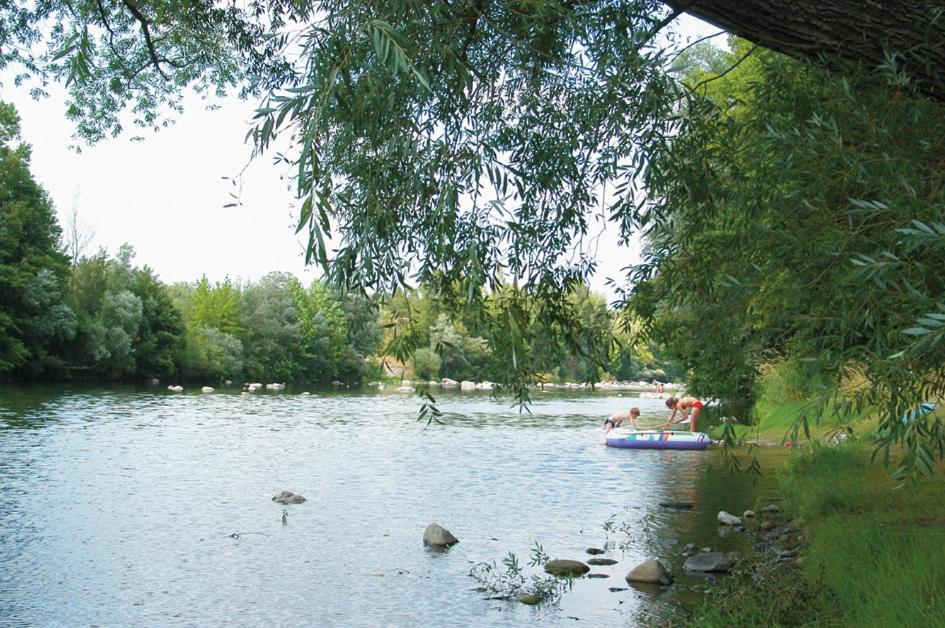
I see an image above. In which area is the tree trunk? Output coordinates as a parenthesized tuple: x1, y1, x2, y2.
(668, 0, 945, 100)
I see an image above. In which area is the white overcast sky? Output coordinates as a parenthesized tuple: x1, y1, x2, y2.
(3, 14, 719, 300)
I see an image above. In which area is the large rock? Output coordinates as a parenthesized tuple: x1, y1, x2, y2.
(683, 552, 732, 573)
(423, 523, 459, 548)
(272, 490, 306, 504)
(440, 378, 459, 387)
(626, 559, 673, 585)
(718, 511, 742, 526)
(544, 559, 590, 578)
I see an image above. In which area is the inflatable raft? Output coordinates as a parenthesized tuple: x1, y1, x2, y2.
(605, 429, 711, 450)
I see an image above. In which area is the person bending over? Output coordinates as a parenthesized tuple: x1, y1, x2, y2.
(605, 407, 640, 435)
(660, 396, 704, 432)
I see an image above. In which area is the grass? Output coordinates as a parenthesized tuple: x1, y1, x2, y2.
(687, 444, 945, 626)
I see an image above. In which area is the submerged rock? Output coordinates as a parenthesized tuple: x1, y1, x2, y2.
(518, 594, 540, 605)
(658, 501, 695, 510)
(587, 573, 610, 579)
(587, 558, 618, 566)
(544, 559, 590, 578)
(626, 559, 673, 585)
(423, 523, 459, 548)
(586, 547, 606, 555)
(762, 504, 782, 514)
(272, 490, 306, 504)
(684, 552, 732, 573)
(717, 511, 742, 526)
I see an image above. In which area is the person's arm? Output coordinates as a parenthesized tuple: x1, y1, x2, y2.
(630, 415, 639, 429)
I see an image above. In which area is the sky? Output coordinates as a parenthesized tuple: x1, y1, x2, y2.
(3, 14, 720, 300)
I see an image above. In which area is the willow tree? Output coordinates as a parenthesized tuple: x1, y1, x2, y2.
(3, 1, 945, 467)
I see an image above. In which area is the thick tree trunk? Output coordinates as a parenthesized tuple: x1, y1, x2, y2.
(668, 0, 945, 100)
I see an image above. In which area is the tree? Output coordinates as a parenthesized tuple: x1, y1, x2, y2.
(239, 272, 306, 382)
(0, 101, 74, 376)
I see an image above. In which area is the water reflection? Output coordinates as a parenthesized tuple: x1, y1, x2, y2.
(0, 386, 785, 626)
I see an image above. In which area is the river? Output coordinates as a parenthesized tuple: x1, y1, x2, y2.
(0, 385, 785, 626)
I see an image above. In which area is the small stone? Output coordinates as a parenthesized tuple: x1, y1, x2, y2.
(762, 504, 782, 514)
(586, 547, 606, 555)
(726, 551, 741, 564)
(658, 501, 695, 510)
(683, 552, 732, 573)
(423, 523, 459, 548)
(587, 573, 610, 579)
(743, 510, 755, 519)
(544, 559, 589, 578)
(271, 490, 306, 504)
(760, 520, 777, 531)
(587, 558, 618, 566)
(608, 587, 628, 593)
(518, 594, 540, 605)
(626, 559, 673, 585)
(778, 548, 800, 559)
(684, 543, 697, 552)
(718, 511, 742, 526)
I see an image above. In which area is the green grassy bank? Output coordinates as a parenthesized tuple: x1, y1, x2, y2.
(688, 367, 945, 626)
(692, 443, 945, 626)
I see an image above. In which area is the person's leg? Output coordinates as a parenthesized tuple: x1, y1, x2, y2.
(689, 406, 702, 432)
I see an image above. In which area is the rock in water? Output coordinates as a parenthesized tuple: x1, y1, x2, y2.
(684, 552, 732, 573)
(544, 559, 590, 578)
(658, 501, 695, 510)
(272, 490, 306, 504)
(760, 520, 777, 531)
(626, 559, 673, 585)
(718, 511, 742, 526)
(586, 547, 606, 555)
(762, 504, 782, 514)
(743, 510, 756, 519)
(423, 523, 459, 548)
(587, 558, 618, 566)
(518, 594, 540, 605)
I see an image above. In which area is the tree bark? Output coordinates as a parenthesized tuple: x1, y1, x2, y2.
(668, 0, 945, 100)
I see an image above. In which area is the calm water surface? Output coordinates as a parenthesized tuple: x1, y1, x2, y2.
(0, 386, 785, 626)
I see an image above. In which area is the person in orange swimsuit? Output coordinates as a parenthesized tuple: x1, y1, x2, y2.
(660, 396, 704, 432)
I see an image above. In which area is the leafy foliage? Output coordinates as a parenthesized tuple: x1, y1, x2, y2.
(628, 40, 945, 472)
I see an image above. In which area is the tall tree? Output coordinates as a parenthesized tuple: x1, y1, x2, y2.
(0, 101, 75, 376)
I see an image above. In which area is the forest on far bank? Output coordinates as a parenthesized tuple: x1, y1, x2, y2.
(0, 100, 679, 387)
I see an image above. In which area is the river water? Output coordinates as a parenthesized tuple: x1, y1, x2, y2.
(0, 386, 785, 626)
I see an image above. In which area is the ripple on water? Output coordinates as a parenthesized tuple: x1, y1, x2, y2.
(0, 386, 784, 626)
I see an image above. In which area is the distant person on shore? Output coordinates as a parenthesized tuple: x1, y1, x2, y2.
(660, 396, 704, 432)
(605, 407, 640, 435)
(652, 380, 665, 394)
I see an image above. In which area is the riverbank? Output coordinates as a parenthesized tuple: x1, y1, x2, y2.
(687, 439, 945, 626)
